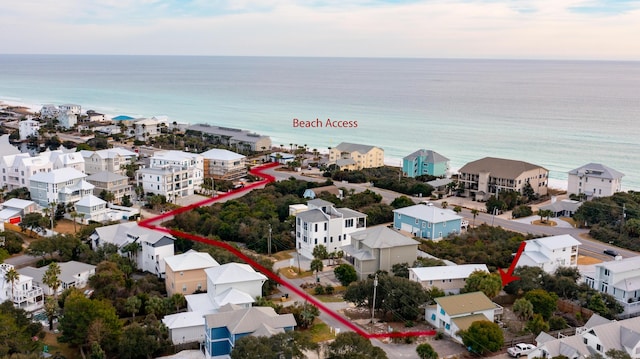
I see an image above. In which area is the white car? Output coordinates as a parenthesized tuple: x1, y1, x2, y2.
(507, 343, 536, 357)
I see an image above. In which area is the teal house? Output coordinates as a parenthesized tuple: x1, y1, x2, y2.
(204, 305, 296, 357)
(402, 149, 449, 178)
(393, 203, 464, 240)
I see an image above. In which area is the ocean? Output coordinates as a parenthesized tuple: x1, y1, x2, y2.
(1, 55, 639, 190)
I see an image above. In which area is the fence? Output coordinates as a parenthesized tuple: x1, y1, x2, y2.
(557, 299, 594, 320)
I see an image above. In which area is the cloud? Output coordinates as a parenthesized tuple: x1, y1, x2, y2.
(1, 0, 639, 59)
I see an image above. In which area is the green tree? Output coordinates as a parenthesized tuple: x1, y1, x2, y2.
(312, 244, 329, 260)
(334, 264, 358, 286)
(231, 331, 317, 359)
(524, 289, 558, 320)
(88, 261, 126, 301)
(170, 293, 186, 313)
(4, 267, 19, 301)
(42, 262, 62, 298)
(310, 259, 324, 282)
(453, 205, 462, 215)
(19, 212, 49, 234)
(327, 332, 388, 359)
(391, 262, 410, 278)
(58, 290, 122, 349)
(117, 320, 170, 359)
(44, 296, 60, 331)
(124, 296, 142, 319)
(459, 320, 503, 355)
(391, 196, 415, 209)
(512, 298, 534, 321)
(462, 271, 502, 298)
(416, 343, 438, 359)
(145, 296, 167, 317)
(279, 302, 319, 329)
(0, 302, 42, 356)
(525, 313, 549, 335)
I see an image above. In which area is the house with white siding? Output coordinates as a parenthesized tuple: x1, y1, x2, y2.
(568, 163, 625, 199)
(136, 150, 204, 203)
(516, 234, 581, 274)
(582, 256, 640, 318)
(19, 119, 40, 141)
(18, 261, 96, 296)
(29, 167, 93, 207)
(0, 263, 44, 312)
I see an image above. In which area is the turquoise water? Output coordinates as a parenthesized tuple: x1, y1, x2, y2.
(1, 55, 639, 190)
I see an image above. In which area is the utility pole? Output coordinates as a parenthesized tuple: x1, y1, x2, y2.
(621, 203, 626, 236)
(371, 273, 378, 326)
(491, 207, 498, 226)
(268, 223, 272, 256)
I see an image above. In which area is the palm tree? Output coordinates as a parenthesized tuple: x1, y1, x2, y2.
(453, 206, 462, 214)
(310, 259, 324, 283)
(4, 267, 19, 302)
(471, 209, 479, 227)
(70, 211, 79, 233)
(42, 262, 62, 298)
(441, 201, 448, 209)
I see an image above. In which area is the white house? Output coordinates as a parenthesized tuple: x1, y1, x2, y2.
(582, 256, 640, 318)
(18, 261, 96, 296)
(530, 314, 640, 359)
(40, 104, 59, 118)
(57, 109, 78, 129)
(295, 199, 367, 259)
(19, 119, 40, 141)
(516, 234, 581, 274)
(29, 167, 93, 207)
(58, 104, 81, 115)
(0, 263, 44, 312)
(50, 150, 85, 173)
(409, 264, 489, 294)
(568, 163, 625, 199)
(1, 149, 85, 191)
(133, 117, 166, 141)
(80, 148, 136, 175)
(89, 222, 175, 277)
(136, 150, 204, 202)
(426, 291, 502, 344)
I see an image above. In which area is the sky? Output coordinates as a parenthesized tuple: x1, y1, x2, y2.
(1, 0, 639, 60)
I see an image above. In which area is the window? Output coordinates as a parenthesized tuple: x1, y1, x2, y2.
(440, 308, 445, 315)
(422, 222, 426, 228)
(324, 223, 327, 230)
(180, 272, 184, 276)
(314, 238, 317, 245)
(182, 285, 187, 292)
(330, 237, 333, 243)
(415, 218, 418, 224)
(445, 323, 450, 330)
(583, 338, 587, 344)
(314, 223, 318, 232)
(338, 235, 342, 241)
(596, 344, 601, 352)
(431, 314, 436, 321)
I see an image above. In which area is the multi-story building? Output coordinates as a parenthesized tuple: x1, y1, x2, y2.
(187, 124, 272, 152)
(58, 104, 81, 115)
(164, 250, 220, 296)
(133, 117, 166, 141)
(80, 148, 136, 175)
(295, 199, 366, 259)
(393, 203, 465, 240)
(458, 157, 548, 201)
(402, 149, 449, 178)
(568, 163, 624, 199)
(19, 119, 40, 141)
(89, 222, 175, 277)
(0, 263, 44, 312)
(137, 150, 203, 202)
(516, 234, 581, 274)
(1, 149, 85, 190)
(40, 104, 59, 118)
(86, 171, 131, 204)
(342, 225, 419, 279)
(200, 148, 247, 181)
(583, 256, 640, 318)
(29, 167, 94, 207)
(328, 142, 384, 170)
(18, 261, 96, 296)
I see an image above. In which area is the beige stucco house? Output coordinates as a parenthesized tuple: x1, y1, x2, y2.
(342, 225, 419, 279)
(164, 250, 220, 296)
(329, 142, 384, 170)
(458, 157, 548, 201)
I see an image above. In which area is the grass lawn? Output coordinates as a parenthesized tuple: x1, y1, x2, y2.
(42, 331, 79, 359)
(279, 267, 314, 279)
(308, 319, 335, 342)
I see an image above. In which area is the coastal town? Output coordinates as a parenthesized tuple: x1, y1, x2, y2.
(1, 101, 638, 359)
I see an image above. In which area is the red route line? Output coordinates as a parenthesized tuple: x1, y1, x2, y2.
(138, 162, 435, 339)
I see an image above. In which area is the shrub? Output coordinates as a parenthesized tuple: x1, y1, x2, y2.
(325, 285, 334, 295)
(314, 285, 325, 295)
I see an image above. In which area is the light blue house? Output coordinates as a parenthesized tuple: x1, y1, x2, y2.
(402, 149, 449, 178)
(393, 203, 464, 240)
(204, 305, 296, 358)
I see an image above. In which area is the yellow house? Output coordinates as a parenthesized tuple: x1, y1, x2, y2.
(329, 142, 384, 170)
(164, 250, 220, 296)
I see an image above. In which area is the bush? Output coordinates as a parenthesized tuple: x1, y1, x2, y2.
(549, 316, 568, 331)
(325, 285, 334, 295)
(512, 205, 533, 218)
(314, 285, 325, 295)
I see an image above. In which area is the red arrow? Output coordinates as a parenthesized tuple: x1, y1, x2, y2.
(499, 241, 527, 287)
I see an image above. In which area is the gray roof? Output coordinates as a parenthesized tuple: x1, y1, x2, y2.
(539, 199, 582, 213)
(459, 157, 547, 179)
(393, 204, 462, 223)
(18, 261, 95, 284)
(296, 208, 329, 222)
(204, 306, 296, 334)
(341, 244, 376, 261)
(86, 171, 129, 183)
(204, 262, 267, 285)
(569, 163, 624, 180)
(2, 198, 36, 210)
(427, 178, 454, 188)
(307, 198, 335, 208)
(30, 167, 86, 184)
(336, 207, 366, 219)
(349, 225, 419, 249)
(188, 124, 270, 144)
(335, 142, 380, 154)
(92, 222, 175, 248)
(0, 134, 20, 156)
(525, 235, 581, 251)
(404, 149, 449, 163)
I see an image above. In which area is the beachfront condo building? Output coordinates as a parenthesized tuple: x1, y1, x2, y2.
(295, 199, 367, 259)
(187, 124, 272, 153)
(200, 148, 247, 181)
(567, 163, 624, 199)
(328, 142, 384, 170)
(458, 157, 548, 201)
(402, 149, 449, 178)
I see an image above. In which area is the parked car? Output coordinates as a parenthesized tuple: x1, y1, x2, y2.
(507, 343, 536, 357)
(604, 249, 620, 257)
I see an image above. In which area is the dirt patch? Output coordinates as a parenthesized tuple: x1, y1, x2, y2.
(531, 219, 557, 226)
(578, 255, 602, 265)
(54, 219, 84, 235)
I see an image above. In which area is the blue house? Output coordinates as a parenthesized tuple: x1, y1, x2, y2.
(204, 305, 296, 358)
(393, 203, 463, 240)
(402, 149, 449, 178)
